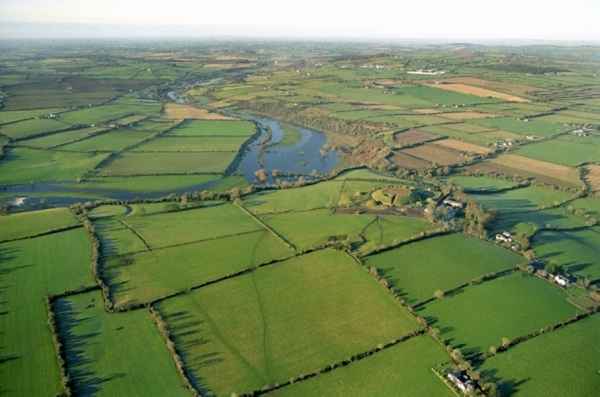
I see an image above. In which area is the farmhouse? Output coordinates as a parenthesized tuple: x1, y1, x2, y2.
(443, 199, 464, 209)
(447, 371, 474, 394)
(495, 231, 513, 243)
(553, 274, 570, 287)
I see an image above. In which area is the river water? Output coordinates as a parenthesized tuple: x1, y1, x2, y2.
(1, 117, 340, 210)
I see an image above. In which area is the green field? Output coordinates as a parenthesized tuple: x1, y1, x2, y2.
(121, 203, 261, 248)
(98, 151, 236, 175)
(260, 209, 374, 250)
(61, 129, 155, 151)
(0, 229, 93, 397)
(272, 335, 453, 397)
(0, 207, 79, 241)
(55, 290, 188, 396)
(479, 314, 600, 397)
(364, 234, 523, 304)
(0, 147, 109, 184)
(0, 108, 64, 124)
(157, 249, 418, 396)
(470, 117, 567, 138)
(243, 181, 343, 214)
(449, 175, 519, 192)
(418, 272, 580, 356)
(18, 126, 106, 148)
(0, 118, 70, 139)
(167, 119, 256, 136)
(356, 215, 435, 254)
(74, 174, 220, 193)
(533, 228, 600, 280)
(469, 185, 573, 214)
(133, 136, 248, 152)
(106, 230, 294, 305)
(516, 135, 600, 166)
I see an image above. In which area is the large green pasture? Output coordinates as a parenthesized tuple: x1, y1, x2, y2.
(469, 185, 573, 214)
(479, 314, 600, 397)
(0, 207, 79, 242)
(260, 209, 374, 250)
(273, 335, 453, 397)
(56, 290, 188, 397)
(0, 147, 109, 184)
(99, 151, 235, 175)
(167, 119, 256, 137)
(357, 215, 435, 255)
(122, 202, 261, 248)
(533, 228, 600, 280)
(470, 117, 567, 137)
(75, 174, 220, 193)
(157, 249, 418, 396)
(0, 229, 93, 397)
(516, 135, 600, 166)
(243, 181, 342, 214)
(106, 230, 294, 305)
(365, 234, 522, 304)
(0, 118, 70, 140)
(418, 272, 579, 356)
(61, 129, 155, 151)
(133, 136, 247, 152)
(19, 126, 106, 149)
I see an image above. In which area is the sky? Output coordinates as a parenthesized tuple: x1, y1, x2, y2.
(1, 0, 599, 41)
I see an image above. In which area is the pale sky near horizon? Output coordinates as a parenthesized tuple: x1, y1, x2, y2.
(1, 0, 599, 40)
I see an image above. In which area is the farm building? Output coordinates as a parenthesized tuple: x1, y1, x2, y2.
(495, 231, 513, 243)
(553, 274, 570, 287)
(447, 371, 474, 394)
(443, 199, 464, 209)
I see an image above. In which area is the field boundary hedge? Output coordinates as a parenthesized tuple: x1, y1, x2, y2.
(0, 224, 82, 244)
(234, 201, 297, 251)
(240, 329, 426, 396)
(149, 305, 201, 396)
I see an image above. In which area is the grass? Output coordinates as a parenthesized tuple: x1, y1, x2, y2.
(532, 228, 600, 280)
(243, 181, 343, 214)
(418, 272, 580, 356)
(0, 147, 109, 184)
(59, 101, 160, 125)
(0, 207, 79, 241)
(516, 135, 600, 166)
(357, 215, 435, 255)
(0, 118, 70, 139)
(122, 202, 262, 248)
(479, 314, 600, 397)
(98, 151, 236, 175)
(470, 117, 567, 138)
(261, 209, 374, 250)
(488, 207, 589, 235)
(272, 335, 453, 397)
(157, 249, 418, 396)
(106, 230, 294, 305)
(55, 290, 189, 397)
(133, 136, 247, 152)
(74, 174, 221, 193)
(18, 126, 105, 148)
(274, 123, 303, 147)
(167, 119, 256, 137)
(95, 218, 148, 256)
(364, 234, 523, 304)
(0, 229, 94, 397)
(0, 108, 64, 125)
(468, 185, 573, 215)
(448, 175, 519, 192)
(61, 129, 155, 151)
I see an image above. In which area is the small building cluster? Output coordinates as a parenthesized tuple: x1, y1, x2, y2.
(447, 371, 475, 394)
(443, 198, 464, 209)
(495, 231, 513, 243)
(494, 140, 514, 150)
(571, 128, 592, 137)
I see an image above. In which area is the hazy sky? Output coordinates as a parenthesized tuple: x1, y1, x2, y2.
(1, 0, 599, 40)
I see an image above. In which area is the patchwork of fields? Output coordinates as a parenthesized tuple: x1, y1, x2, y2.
(2, 42, 600, 397)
